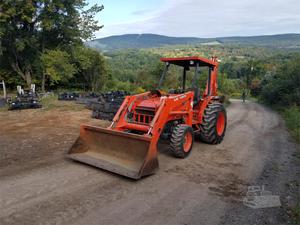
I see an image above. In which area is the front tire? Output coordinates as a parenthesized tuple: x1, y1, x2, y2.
(170, 125, 194, 158)
(199, 102, 227, 144)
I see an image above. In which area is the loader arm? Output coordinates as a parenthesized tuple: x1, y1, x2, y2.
(68, 91, 194, 179)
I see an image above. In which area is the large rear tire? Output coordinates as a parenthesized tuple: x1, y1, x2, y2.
(170, 124, 194, 158)
(199, 102, 227, 144)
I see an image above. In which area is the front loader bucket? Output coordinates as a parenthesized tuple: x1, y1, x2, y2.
(67, 125, 158, 179)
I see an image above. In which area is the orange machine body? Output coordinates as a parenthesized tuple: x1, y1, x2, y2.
(68, 56, 224, 179)
(106, 56, 220, 177)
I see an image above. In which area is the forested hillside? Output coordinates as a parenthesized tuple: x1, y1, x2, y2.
(87, 33, 300, 50)
(87, 34, 210, 50)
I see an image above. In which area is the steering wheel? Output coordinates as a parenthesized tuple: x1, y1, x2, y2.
(150, 90, 162, 97)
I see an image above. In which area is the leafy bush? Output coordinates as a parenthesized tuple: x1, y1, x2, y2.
(41, 50, 77, 85)
(282, 106, 300, 142)
(112, 81, 135, 93)
(72, 46, 107, 91)
(218, 73, 241, 96)
(291, 203, 300, 225)
(135, 87, 146, 93)
(261, 54, 300, 106)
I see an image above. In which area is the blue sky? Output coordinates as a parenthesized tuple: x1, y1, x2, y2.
(87, 0, 300, 38)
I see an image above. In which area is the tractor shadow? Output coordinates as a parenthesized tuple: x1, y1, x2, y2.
(157, 139, 174, 158)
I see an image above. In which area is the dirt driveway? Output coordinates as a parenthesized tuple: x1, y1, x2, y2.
(0, 100, 299, 225)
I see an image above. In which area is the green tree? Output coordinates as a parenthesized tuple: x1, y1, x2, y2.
(0, 0, 103, 90)
(0, 1, 38, 86)
(41, 49, 77, 85)
(218, 73, 240, 96)
(261, 54, 300, 106)
(73, 46, 107, 91)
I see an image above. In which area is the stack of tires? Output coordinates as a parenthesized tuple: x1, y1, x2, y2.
(58, 92, 79, 101)
(9, 90, 41, 110)
(76, 92, 101, 105)
(91, 91, 129, 121)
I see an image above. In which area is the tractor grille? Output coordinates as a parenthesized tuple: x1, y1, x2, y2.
(134, 108, 155, 124)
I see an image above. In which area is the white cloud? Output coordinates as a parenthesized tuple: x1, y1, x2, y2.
(96, 0, 300, 38)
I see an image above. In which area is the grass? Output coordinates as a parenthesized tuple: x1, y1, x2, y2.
(282, 106, 300, 143)
(40, 94, 58, 109)
(0, 105, 8, 112)
(40, 94, 85, 111)
(1, 94, 86, 112)
(291, 203, 300, 225)
(281, 106, 300, 225)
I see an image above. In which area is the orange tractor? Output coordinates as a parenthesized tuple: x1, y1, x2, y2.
(68, 56, 227, 179)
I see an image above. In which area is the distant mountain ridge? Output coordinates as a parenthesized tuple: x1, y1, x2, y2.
(86, 33, 300, 50)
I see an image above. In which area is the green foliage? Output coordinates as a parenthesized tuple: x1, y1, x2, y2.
(73, 46, 107, 91)
(41, 49, 77, 84)
(40, 94, 59, 110)
(104, 47, 248, 97)
(250, 77, 262, 96)
(261, 54, 300, 106)
(79, 4, 104, 40)
(106, 49, 162, 82)
(135, 87, 146, 93)
(104, 49, 166, 91)
(111, 81, 135, 92)
(0, 0, 103, 89)
(282, 106, 300, 142)
(218, 73, 241, 96)
(0, 69, 24, 88)
(291, 202, 300, 225)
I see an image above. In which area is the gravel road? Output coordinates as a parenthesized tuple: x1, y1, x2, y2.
(0, 100, 299, 225)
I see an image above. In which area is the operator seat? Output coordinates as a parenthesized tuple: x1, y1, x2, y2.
(187, 87, 201, 107)
(169, 88, 200, 107)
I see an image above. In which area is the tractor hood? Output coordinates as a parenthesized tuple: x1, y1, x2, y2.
(135, 97, 162, 110)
